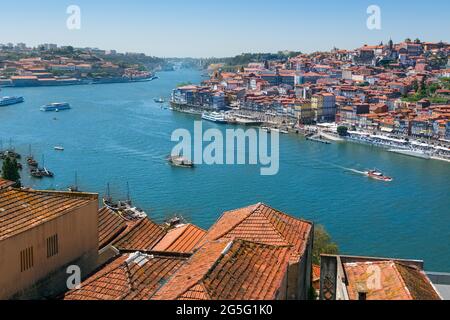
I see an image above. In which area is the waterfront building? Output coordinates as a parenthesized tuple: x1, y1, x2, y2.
(312, 93, 336, 123)
(446, 121, 450, 140)
(394, 118, 412, 136)
(0, 185, 99, 299)
(411, 117, 434, 138)
(211, 91, 226, 110)
(339, 104, 370, 125)
(320, 254, 442, 300)
(10, 75, 40, 87)
(294, 101, 314, 124)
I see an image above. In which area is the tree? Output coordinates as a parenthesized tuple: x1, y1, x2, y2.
(337, 126, 349, 137)
(313, 225, 339, 265)
(419, 77, 427, 97)
(412, 79, 419, 92)
(1, 157, 21, 187)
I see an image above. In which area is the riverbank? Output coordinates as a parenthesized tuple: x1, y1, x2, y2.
(170, 105, 450, 163)
(0, 76, 158, 88)
(1, 69, 450, 272)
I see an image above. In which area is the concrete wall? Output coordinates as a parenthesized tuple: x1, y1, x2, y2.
(287, 227, 314, 300)
(0, 200, 99, 300)
(275, 268, 289, 300)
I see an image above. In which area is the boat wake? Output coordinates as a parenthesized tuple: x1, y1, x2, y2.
(342, 167, 367, 176)
(316, 160, 367, 176)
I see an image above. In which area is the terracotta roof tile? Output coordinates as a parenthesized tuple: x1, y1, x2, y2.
(153, 240, 292, 300)
(343, 261, 441, 300)
(0, 189, 96, 241)
(152, 224, 206, 254)
(198, 203, 312, 263)
(64, 252, 186, 300)
(312, 264, 321, 281)
(395, 263, 442, 300)
(98, 207, 130, 250)
(113, 218, 166, 251)
(0, 178, 15, 190)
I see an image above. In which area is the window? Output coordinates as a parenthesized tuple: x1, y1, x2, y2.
(20, 247, 34, 272)
(47, 234, 59, 258)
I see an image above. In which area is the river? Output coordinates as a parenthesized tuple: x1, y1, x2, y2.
(1, 68, 449, 272)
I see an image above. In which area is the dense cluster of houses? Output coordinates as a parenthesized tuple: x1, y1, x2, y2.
(172, 40, 450, 141)
(0, 44, 151, 87)
(0, 177, 447, 300)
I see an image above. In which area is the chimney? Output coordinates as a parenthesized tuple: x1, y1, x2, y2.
(356, 283, 368, 301)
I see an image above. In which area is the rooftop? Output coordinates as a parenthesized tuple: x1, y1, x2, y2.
(152, 239, 292, 300)
(0, 188, 97, 241)
(152, 223, 206, 254)
(197, 203, 312, 263)
(112, 217, 166, 251)
(343, 259, 442, 300)
(98, 207, 132, 250)
(64, 252, 186, 300)
(0, 179, 15, 190)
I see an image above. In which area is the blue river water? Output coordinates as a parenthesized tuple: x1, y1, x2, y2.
(1, 69, 449, 272)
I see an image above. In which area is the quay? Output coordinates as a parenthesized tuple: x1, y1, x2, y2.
(306, 135, 331, 145)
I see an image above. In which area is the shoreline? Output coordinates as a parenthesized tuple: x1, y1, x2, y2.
(0, 76, 158, 89)
(169, 104, 450, 163)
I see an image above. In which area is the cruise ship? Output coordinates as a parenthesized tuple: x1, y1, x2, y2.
(40, 102, 71, 112)
(0, 96, 24, 107)
(388, 148, 431, 160)
(201, 112, 227, 123)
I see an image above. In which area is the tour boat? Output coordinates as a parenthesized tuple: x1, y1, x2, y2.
(0, 96, 24, 107)
(40, 102, 71, 112)
(30, 167, 54, 178)
(388, 148, 431, 160)
(0, 150, 21, 160)
(26, 145, 38, 167)
(103, 197, 147, 220)
(365, 170, 393, 182)
(27, 157, 38, 168)
(103, 183, 148, 221)
(201, 112, 227, 123)
(167, 155, 194, 168)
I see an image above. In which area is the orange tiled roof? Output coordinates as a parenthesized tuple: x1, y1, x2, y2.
(64, 252, 186, 300)
(312, 264, 321, 281)
(152, 240, 292, 300)
(344, 261, 441, 300)
(0, 178, 15, 190)
(0, 189, 96, 241)
(113, 218, 166, 251)
(152, 224, 206, 254)
(98, 207, 133, 250)
(197, 203, 312, 263)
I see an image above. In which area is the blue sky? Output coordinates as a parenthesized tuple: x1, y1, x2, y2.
(1, 0, 449, 57)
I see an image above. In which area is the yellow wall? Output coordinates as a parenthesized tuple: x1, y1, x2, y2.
(0, 200, 99, 299)
(295, 103, 314, 121)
